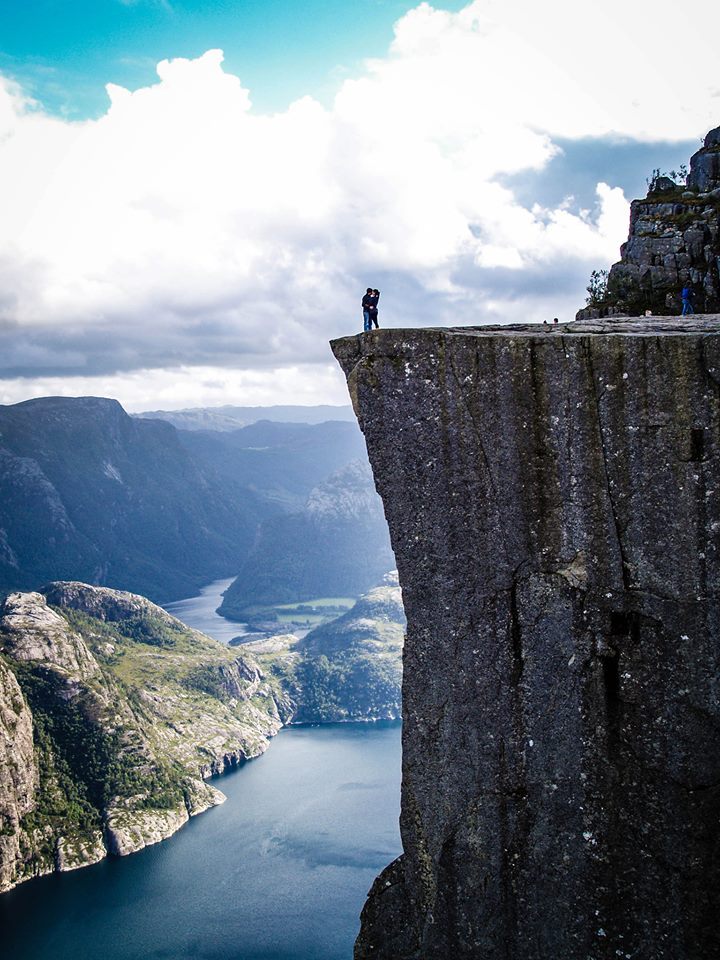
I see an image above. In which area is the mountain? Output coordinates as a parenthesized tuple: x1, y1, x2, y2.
(235, 573, 404, 723)
(135, 404, 355, 432)
(178, 419, 368, 511)
(218, 460, 395, 619)
(577, 125, 720, 318)
(293, 573, 404, 722)
(0, 582, 291, 893)
(0, 397, 265, 603)
(0, 399, 377, 605)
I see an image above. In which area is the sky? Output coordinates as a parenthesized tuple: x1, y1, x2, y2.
(0, 0, 716, 411)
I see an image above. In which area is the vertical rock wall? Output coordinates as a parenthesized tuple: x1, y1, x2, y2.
(332, 318, 720, 960)
(0, 661, 37, 893)
(577, 126, 720, 318)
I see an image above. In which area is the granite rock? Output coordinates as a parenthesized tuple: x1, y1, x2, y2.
(0, 661, 37, 892)
(577, 127, 720, 318)
(333, 318, 720, 960)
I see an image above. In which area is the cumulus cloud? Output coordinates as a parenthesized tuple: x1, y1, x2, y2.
(0, 0, 718, 406)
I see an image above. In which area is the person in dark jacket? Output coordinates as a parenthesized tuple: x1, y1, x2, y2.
(369, 289, 380, 329)
(681, 286, 694, 315)
(362, 288, 374, 331)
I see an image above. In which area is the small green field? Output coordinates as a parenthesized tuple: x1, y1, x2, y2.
(242, 597, 355, 629)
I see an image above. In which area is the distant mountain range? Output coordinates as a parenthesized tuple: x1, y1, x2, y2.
(0, 397, 261, 602)
(135, 404, 355, 432)
(0, 397, 392, 609)
(219, 460, 395, 619)
(178, 418, 368, 512)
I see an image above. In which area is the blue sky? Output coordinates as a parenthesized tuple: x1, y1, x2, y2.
(0, 0, 465, 118)
(0, 0, 716, 410)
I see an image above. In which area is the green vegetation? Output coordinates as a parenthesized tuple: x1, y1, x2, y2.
(58, 606, 192, 651)
(13, 661, 184, 820)
(237, 596, 356, 629)
(181, 663, 229, 699)
(585, 268, 610, 308)
(646, 165, 688, 192)
(249, 581, 406, 723)
(295, 653, 401, 722)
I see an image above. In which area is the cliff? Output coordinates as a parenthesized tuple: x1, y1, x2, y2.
(332, 318, 720, 960)
(0, 583, 289, 892)
(577, 125, 720, 318)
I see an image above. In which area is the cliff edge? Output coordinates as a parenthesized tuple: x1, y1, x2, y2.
(332, 317, 720, 960)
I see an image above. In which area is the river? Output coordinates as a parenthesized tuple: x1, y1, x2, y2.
(164, 577, 249, 644)
(0, 582, 403, 960)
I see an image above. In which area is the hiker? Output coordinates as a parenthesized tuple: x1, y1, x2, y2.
(370, 289, 380, 329)
(362, 288, 374, 331)
(681, 286, 694, 316)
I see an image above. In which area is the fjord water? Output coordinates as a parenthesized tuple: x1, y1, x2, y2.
(0, 582, 403, 960)
(0, 723, 402, 960)
(164, 576, 248, 644)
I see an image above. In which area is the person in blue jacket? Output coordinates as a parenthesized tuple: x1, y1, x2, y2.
(681, 286, 694, 315)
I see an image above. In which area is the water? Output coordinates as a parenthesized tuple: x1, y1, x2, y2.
(164, 577, 249, 644)
(1, 582, 403, 959)
(0, 723, 402, 960)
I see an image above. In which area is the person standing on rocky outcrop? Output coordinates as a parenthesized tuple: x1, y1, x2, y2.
(362, 288, 374, 331)
(370, 289, 380, 329)
(681, 285, 695, 315)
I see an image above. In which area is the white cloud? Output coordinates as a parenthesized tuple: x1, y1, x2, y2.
(1, 0, 718, 406)
(0, 363, 347, 412)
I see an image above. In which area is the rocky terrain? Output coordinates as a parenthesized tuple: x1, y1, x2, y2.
(333, 318, 720, 960)
(578, 125, 720, 318)
(244, 573, 405, 723)
(0, 582, 291, 893)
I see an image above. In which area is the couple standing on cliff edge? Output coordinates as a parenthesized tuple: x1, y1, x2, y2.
(362, 288, 380, 331)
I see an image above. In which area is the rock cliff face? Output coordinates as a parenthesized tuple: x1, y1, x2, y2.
(332, 318, 720, 960)
(577, 126, 720, 318)
(0, 583, 288, 892)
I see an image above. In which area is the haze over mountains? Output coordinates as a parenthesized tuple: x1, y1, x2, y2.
(0, 397, 392, 609)
(135, 405, 355, 433)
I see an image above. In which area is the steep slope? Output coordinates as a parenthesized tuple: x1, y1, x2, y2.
(293, 573, 404, 721)
(0, 582, 289, 893)
(219, 460, 395, 618)
(333, 319, 720, 960)
(0, 397, 262, 602)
